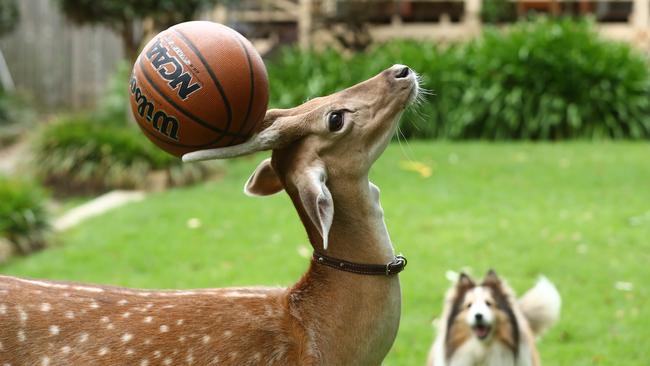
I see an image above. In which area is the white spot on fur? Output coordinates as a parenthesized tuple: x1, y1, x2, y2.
(122, 312, 131, 318)
(98, 347, 109, 356)
(163, 358, 172, 365)
(223, 330, 232, 337)
(202, 335, 211, 344)
(144, 338, 152, 345)
(65, 311, 75, 319)
(140, 360, 149, 366)
(186, 353, 194, 363)
(176, 319, 184, 325)
(223, 291, 267, 298)
(17, 330, 26, 342)
(160, 325, 169, 333)
(153, 350, 162, 358)
(107, 323, 115, 330)
(145, 303, 153, 309)
(61, 346, 71, 354)
(73, 285, 104, 293)
(179, 336, 186, 342)
(126, 348, 135, 355)
(143, 316, 153, 323)
(211, 356, 219, 364)
(78, 332, 89, 343)
(40, 303, 51, 312)
(122, 333, 133, 342)
(118, 299, 128, 305)
(41, 357, 50, 366)
(13, 278, 69, 289)
(89, 302, 100, 309)
(100, 316, 109, 323)
(17, 307, 27, 323)
(0, 304, 6, 315)
(49, 325, 59, 335)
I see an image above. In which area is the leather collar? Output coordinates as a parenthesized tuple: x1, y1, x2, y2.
(312, 251, 407, 276)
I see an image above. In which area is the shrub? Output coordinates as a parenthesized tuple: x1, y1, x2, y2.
(0, 91, 35, 144)
(32, 116, 218, 195)
(451, 18, 650, 139)
(96, 60, 131, 126)
(0, 175, 50, 255)
(266, 18, 650, 140)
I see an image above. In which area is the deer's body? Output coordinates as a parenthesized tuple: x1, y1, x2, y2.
(0, 65, 418, 365)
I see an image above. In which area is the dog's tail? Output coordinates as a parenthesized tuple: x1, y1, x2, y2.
(518, 276, 561, 336)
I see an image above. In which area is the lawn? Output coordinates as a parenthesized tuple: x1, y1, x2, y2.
(2, 142, 649, 365)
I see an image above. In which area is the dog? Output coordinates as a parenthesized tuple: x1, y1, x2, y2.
(427, 270, 561, 366)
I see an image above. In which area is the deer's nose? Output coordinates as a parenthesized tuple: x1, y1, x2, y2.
(395, 66, 410, 79)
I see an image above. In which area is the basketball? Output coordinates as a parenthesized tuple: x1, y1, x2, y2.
(129, 21, 269, 157)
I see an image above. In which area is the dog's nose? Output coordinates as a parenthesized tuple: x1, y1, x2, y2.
(395, 66, 410, 79)
(475, 313, 483, 322)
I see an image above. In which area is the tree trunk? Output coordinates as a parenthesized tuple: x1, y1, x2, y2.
(120, 21, 140, 66)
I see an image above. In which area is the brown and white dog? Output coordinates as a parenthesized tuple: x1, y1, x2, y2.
(427, 270, 561, 366)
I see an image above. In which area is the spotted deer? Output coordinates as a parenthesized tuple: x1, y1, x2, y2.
(0, 64, 418, 366)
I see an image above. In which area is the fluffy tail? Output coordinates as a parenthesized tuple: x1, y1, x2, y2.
(518, 276, 561, 336)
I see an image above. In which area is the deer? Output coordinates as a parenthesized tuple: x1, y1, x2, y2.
(0, 64, 419, 366)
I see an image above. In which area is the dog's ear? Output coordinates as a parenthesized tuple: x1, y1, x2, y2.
(482, 269, 501, 287)
(457, 272, 475, 290)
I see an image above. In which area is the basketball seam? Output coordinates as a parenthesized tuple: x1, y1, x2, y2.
(138, 60, 246, 140)
(172, 29, 234, 137)
(138, 116, 235, 149)
(228, 33, 256, 145)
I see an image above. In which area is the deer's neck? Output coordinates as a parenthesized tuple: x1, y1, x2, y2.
(286, 176, 401, 365)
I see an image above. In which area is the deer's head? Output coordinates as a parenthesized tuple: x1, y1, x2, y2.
(184, 65, 419, 250)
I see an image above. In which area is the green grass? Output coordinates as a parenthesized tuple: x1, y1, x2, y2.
(2, 142, 649, 365)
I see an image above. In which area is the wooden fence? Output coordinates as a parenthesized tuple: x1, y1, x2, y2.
(0, 0, 124, 111)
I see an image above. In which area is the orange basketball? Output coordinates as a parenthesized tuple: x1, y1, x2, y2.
(129, 21, 269, 157)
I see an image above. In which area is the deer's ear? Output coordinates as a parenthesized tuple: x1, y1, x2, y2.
(296, 163, 333, 250)
(245, 158, 284, 196)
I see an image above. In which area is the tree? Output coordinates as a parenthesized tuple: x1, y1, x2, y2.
(56, 0, 220, 63)
(0, 0, 19, 37)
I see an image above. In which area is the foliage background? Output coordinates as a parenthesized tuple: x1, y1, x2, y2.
(267, 18, 650, 140)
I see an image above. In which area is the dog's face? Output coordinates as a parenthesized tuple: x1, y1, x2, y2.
(462, 286, 497, 341)
(444, 270, 521, 360)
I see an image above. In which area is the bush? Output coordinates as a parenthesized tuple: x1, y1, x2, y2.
(0, 91, 35, 144)
(32, 116, 218, 195)
(266, 18, 650, 140)
(96, 60, 131, 126)
(451, 18, 650, 139)
(0, 175, 50, 255)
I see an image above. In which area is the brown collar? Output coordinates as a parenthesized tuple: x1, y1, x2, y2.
(312, 251, 407, 276)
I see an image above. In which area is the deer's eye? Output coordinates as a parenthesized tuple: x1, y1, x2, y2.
(328, 111, 344, 132)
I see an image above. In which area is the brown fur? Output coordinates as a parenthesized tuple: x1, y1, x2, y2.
(0, 65, 417, 366)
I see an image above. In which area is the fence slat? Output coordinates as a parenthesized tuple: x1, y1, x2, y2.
(0, 0, 124, 111)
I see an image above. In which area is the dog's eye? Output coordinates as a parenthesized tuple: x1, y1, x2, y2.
(328, 111, 344, 132)
(466, 302, 472, 309)
(485, 300, 492, 307)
